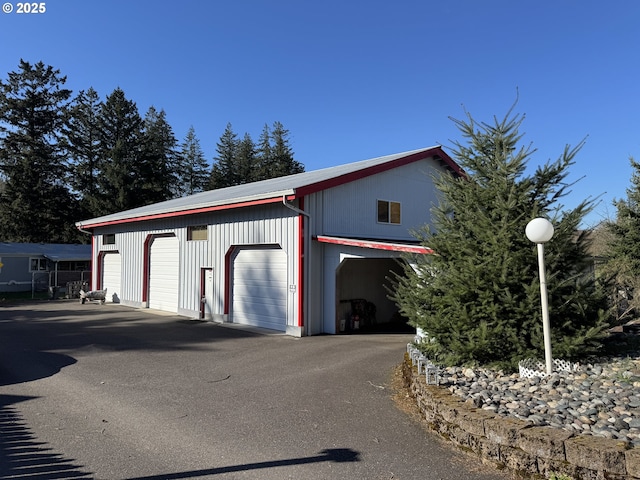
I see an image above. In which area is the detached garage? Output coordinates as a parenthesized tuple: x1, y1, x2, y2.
(76, 146, 462, 336)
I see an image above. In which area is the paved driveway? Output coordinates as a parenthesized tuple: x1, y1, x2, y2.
(0, 301, 508, 480)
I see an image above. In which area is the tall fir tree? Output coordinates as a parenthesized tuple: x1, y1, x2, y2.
(139, 106, 179, 203)
(270, 121, 304, 177)
(236, 133, 257, 184)
(209, 123, 239, 189)
(391, 106, 609, 370)
(177, 126, 209, 196)
(0, 60, 82, 243)
(604, 157, 640, 322)
(254, 121, 304, 181)
(63, 87, 102, 219)
(96, 87, 143, 213)
(254, 123, 273, 182)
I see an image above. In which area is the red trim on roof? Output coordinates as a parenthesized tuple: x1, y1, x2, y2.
(78, 147, 461, 230)
(80, 196, 293, 229)
(294, 147, 462, 198)
(315, 235, 433, 254)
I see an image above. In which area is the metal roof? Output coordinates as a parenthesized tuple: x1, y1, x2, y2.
(77, 146, 460, 229)
(0, 243, 91, 261)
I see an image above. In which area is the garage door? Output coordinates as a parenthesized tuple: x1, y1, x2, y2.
(148, 236, 179, 312)
(102, 252, 121, 303)
(232, 247, 287, 331)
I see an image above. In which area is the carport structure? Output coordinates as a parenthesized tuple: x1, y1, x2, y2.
(76, 146, 461, 336)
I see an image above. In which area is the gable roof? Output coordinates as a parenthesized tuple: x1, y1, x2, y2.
(0, 243, 91, 261)
(76, 146, 460, 229)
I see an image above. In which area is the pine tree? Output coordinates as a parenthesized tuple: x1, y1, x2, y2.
(254, 123, 272, 182)
(96, 87, 143, 213)
(270, 121, 304, 177)
(209, 123, 239, 189)
(64, 87, 102, 219)
(604, 157, 640, 322)
(0, 60, 82, 243)
(236, 133, 257, 184)
(138, 106, 179, 204)
(177, 126, 209, 196)
(254, 121, 304, 181)
(391, 106, 609, 370)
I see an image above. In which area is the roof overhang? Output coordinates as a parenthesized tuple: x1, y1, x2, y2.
(77, 191, 296, 229)
(314, 235, 433, 254)
(75, 146, 463, 231)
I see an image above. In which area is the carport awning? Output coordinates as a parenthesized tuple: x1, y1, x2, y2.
(314, 235, 433, 254)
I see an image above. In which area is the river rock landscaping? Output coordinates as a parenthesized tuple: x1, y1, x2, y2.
(440, 356, 640, 446)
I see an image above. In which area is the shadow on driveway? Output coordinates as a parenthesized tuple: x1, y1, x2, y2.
(0, 394, 94, 480)
(127, 448, 360, 480)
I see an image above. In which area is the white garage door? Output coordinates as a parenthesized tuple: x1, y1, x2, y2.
(148, 236, 179, 312)
(232, 247, 287, 331)
(102, 252, 121, 303)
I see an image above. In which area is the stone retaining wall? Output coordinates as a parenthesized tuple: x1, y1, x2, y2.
(401, 354, 640, 479)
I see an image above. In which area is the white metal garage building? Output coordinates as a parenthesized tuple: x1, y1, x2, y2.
(76, 146, 462, 336)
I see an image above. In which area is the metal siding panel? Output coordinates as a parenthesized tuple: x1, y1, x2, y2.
(91, 205, 298, 324)
(322, 160, 443, 241)
(180, 235, 211, 316)
(209, 205, 297, 326)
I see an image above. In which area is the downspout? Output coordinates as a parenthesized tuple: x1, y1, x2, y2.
(77, 223, 93, 236)
(282, 195, 311, 336)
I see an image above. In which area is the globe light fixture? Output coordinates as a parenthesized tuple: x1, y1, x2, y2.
(525, 217, 554, 375)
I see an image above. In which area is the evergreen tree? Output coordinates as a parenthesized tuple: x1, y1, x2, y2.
(64, 87, 102, 219)
(254, 121, 304, 181)
(236, 133, 257, 184)
(604, 157, 640, 322)
(209, 123, 239, 189)
(270, 121, 304, 177)
(0, 60, 82, 243)
(391, 107, 609, 370)
(96, 87, 143, 213)
(177, 126, 209, 196)
(139, 106, 179, 203)
(254, 123, 273, 182)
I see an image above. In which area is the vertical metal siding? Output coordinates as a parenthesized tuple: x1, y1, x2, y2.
(321, 160, 444, 241)
(92, 204, 299, 325)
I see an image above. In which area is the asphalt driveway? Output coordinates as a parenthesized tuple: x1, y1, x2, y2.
(0, 301, 509, 480)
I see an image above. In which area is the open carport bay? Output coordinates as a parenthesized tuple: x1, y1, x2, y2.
(0, 301, 510, 480)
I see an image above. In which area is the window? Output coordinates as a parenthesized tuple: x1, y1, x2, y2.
(377, 200, 401, 224)
(57, 261, 91, 271)
(30, 258, 48, 272)
(188, 225, 208, 241)
(103, 234, 116, 245)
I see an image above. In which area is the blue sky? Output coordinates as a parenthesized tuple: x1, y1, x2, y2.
(1, 0, 638, 227)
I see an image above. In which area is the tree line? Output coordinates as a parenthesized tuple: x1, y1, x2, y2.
(0, 60, 304, 244)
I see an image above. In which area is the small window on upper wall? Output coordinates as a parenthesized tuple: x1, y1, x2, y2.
(103, 233, 116, 245)
(377, 200, 401, 225)
(187, 225, 208, 241)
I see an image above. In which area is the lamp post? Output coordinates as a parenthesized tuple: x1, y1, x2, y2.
(525, 218, 555, 375)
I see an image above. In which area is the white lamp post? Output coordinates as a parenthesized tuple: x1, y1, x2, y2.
(525, 218, 555, 375)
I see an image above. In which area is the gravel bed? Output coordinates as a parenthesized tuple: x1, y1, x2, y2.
(440, 356, 640, 446)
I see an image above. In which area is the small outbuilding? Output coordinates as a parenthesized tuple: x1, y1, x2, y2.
(76, 146, 462, 336)
(0, 243, 91, 293)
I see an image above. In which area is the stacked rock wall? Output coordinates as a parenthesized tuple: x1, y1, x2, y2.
(401, 354, 640, 479)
